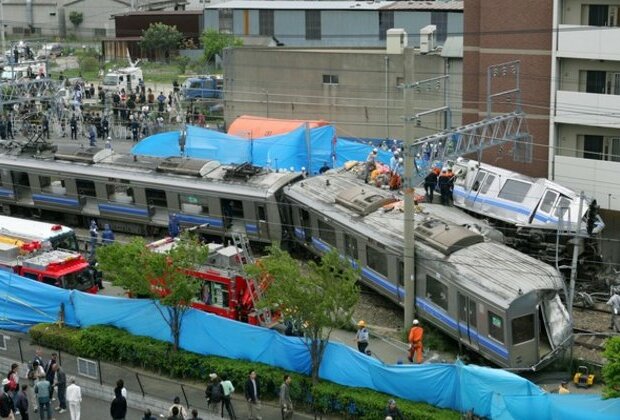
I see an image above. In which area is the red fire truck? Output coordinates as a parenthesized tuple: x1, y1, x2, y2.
(147, 237, 272, 326)
(0, 235, 98, 293)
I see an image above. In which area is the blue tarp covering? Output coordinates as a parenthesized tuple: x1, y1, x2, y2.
(130, 125, 394, 174)
(1, 270, 619, 420)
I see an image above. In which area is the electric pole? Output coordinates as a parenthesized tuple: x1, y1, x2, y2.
(403, 85, 416, 329)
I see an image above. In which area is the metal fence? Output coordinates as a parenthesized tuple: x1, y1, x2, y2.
(0, 330, 210, 411)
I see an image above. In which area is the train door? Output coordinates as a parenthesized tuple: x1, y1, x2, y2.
(299, 208, 312, 243)
(533, 190, 558, 225)
(464, 170, 488, 208)
(11, 171, 30, 200)
(457, 293, 479, 351)
(256, 204, 269, 239)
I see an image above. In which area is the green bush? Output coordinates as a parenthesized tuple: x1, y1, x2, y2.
(30, 324, 459, 419)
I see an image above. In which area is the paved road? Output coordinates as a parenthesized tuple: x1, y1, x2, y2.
(19, 394, 147, 420)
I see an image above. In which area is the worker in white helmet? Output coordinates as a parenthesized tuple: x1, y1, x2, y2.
(355, 320, 369, 354)
(408, 319, 424, 363)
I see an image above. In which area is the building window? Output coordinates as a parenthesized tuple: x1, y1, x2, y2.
(259, 10, 274, 36)
(512, 314, 535, 344)
(12, 27, 23, 34)
(219, 9, 233, 34)
(344, 233, 358, 259)
(587, 4, 610, 26)
(94, 28, 106, 37)
(379, 11, 394, 40)
(498, 179, 531, 203)
(366, 245, 387, 277)
(426, 275, 448, 311)
(322, 74, 339, 84)
(305, 10, 321, 40)
(583, 135, 603, 160)
(317, 219, 336, 247)
(488, 311, 505, 343)
(586, 70, 606, 94)
(431, 11, 448, 43)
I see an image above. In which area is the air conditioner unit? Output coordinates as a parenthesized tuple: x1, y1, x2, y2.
(386, 28, 408, 54)
(420, 25, 437, 54)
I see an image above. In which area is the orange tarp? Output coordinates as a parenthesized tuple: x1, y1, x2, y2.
(227, 115, 329, 139)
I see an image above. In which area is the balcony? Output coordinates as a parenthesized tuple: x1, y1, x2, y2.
(557, 24, 620, 61)
(554, 155, 620, 211)
(554, 90, 620, 129)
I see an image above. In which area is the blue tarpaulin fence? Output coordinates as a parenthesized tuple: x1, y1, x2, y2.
(130, 125, 394, 174)
(1, 271, 618, 419)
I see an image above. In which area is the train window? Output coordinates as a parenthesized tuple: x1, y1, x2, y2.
(498, 179, 531, 203)
(512, 314, 535, 344)
(40, 176, 65, 194)
(539, 191, 558, 214)
(344, 234, 358, 259)
(107, 184, 134, 204)
(317, 219, 336, 247)
(488, 311, 505, 343)
(222, 199, 244, 218)
(426, 275, 448, 311)
(180, 194, 209, 214)
(76, 179, 96, 197)
(397, 260, 404, 286)
(471, 171, 487, 192)
(554, 197, 571, 218)
(257, 205, 266, 221)
(479, 175, 495, 194)
(366, 245, 388, 277)
(145, 188, 167, 208)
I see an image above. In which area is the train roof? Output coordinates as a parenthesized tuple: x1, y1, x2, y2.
(285, 173, 563, 308)
(0, 147, 301, 199)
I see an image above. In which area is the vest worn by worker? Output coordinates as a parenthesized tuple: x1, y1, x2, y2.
(409, 326, 423, 344)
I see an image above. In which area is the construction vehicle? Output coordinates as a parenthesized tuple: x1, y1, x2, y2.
(147, 236, 274, 326)
(0, 235, 98, 293)
(573, 366, 595, 388)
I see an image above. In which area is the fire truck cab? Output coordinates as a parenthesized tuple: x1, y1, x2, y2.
(0, 236, 98, 293)
(148, 238, 266, 325)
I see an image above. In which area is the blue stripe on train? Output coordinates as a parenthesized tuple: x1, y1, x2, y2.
(98, 203, 149, 217)
(0, 188, 15, 198)
(32, 194, 79, 207)
(176, 213, 224, 228)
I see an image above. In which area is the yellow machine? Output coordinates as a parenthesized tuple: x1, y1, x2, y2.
(573, 366, 595, 388)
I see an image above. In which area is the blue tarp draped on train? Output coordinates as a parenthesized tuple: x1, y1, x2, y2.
(1, 270, 619, 420)
(130, 125, 393, 174)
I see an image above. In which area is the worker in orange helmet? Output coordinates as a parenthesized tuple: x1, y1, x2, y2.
(408, 319, 424, 364)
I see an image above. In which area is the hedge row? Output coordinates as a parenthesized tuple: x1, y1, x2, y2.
(29, 324, 459, 419)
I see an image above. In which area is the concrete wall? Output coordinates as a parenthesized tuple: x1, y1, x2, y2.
(222, 46, 460, 140)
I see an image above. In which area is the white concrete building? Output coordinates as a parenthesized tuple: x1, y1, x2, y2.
(550, 1, 620, 213)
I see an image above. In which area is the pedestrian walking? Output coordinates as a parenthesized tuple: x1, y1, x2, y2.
(27, 360, 45, 414)
(141, 409, 156, 420)
(205, 374, 222, 414)
(189, 408, 203, 420)
(34, 377, 52, 420)
(43, 353, 57, 402)
(14, 385, 28, 420)
(70, 115, 78, 140)
(65, 377, 82, 420)
(220, 376, 236, 419)
(52, 364, 67, 413)
(0, 380, 15, 420)
(110, 388, 127, 420)
(244, 370, 262, 420)
(355, 320, 369, 354)
(7, 363, 19, 410)
(408, 319, 424, 364)
(279, 375, 293, 420)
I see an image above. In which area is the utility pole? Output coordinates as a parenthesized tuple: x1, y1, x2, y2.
(0, 0, 5, 55)
(567, 191, 585, 319)
(401, 74, 450, 329)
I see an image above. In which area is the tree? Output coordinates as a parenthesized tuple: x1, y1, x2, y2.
(603, 336, 620, 398)
(69, 11, 83, 28)
(246, 245, 360, 385)
(96, 234, 209, 350)
(140, 23, 184, 63)
(201, 29, 243, 66)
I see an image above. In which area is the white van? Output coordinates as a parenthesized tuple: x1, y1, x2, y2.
(102, 67, 144, 93)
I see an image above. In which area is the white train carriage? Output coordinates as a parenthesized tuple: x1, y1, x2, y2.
(284, 173, 571, 369)
(0, 145, 300, 241)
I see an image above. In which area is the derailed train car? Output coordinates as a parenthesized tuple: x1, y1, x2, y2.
(284, 173, 572, 370)
(451, 158, 605, 280)
(0, 145, 300, 241)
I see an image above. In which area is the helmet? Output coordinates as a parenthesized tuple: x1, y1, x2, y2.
(398, 157, 403, 163)
(412, 319, 419, 325)
(357, 320, 366, 327)
(373, 148, 378, 153)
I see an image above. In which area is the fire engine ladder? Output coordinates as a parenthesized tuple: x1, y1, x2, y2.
(407, 112, 531, 186)
(231, 232, 273, 326)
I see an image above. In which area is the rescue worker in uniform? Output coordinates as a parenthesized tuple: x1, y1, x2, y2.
(437, 170, 452, 206)
(354, 320, 369, 354)
(364, 148, 378, 184)
(70, 115, 78, 140)
(606, 288, 620, 331)
(408, 319, 424, 364)
(424, 169, 438, 203)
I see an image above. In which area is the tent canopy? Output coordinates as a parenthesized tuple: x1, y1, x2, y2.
(227, 115, 329, 139)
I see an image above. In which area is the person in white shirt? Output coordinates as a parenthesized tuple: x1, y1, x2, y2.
(65, 377, 82, 420)
(167, 396, 188, 418)
(607, 290, 620, 331)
